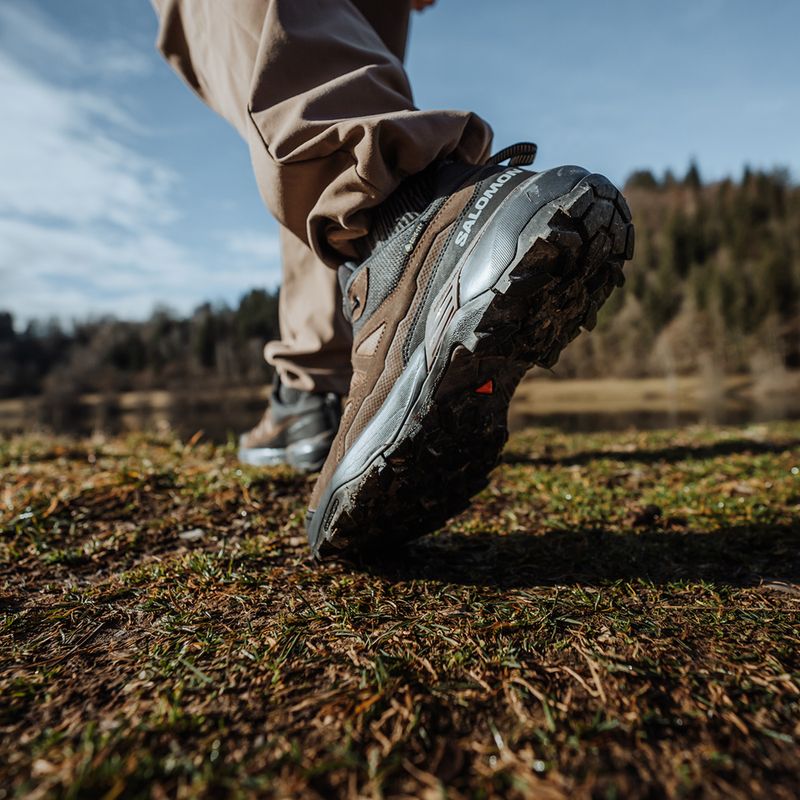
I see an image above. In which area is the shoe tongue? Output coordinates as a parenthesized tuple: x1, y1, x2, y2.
(356, 167, 439, 259)
(357, 160, 490, 259)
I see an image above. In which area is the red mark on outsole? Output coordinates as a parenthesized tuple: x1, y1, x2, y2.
(475, 379, 494, 395)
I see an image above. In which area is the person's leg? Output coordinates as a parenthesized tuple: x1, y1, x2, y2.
(256, 0, 433, 402)
(152, 0, 492, 265)
(264, 226, 352, 396)
(350, 0, 411, 62)
(263, 1, 412, 396)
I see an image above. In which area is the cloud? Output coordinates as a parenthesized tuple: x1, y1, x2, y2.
(93, 41, 155, 78)
(0, 3, 85, 75)
(223, 231, 283, 262)
(0, 3, 153, 79)
(0, 2, 281, 325)
(0, 53, 175, 229)
(0, 219, 281, 322)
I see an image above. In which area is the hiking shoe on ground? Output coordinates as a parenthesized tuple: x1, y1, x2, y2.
(238, 374, 341, 472)
(306, 143, 634, 556)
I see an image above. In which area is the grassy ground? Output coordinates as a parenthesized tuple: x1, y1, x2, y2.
(1, 422, 799, 799)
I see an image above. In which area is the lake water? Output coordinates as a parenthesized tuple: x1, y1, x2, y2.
(2, 374, 800, 442)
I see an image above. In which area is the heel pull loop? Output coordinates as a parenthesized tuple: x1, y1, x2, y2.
(485, 142, 538, 168)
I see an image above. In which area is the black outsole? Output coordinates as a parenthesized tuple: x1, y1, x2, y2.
(313, 175, 633, 558)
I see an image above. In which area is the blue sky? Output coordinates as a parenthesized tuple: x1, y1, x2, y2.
(1, 0, 798, 325)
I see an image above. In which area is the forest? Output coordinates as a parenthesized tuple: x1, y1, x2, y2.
(1, 164, 798, 399)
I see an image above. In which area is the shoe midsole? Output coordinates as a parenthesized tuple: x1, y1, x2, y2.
(239, 445, 288, 467)
(308, 167, 592, 542)
(241, 429, 334, 470)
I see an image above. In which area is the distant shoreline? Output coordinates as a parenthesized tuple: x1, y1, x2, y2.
(3, 371, 799, 440)
(3, 369, 798, 411)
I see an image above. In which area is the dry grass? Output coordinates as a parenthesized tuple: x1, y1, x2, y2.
(1, 423, 799, 799)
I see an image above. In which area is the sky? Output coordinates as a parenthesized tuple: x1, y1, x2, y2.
(1, 0, 798, 327)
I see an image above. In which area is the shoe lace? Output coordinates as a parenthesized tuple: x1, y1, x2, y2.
(485, 142, 537, 167)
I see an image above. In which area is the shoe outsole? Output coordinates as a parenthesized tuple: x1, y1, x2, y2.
(311, 174, 633, 558)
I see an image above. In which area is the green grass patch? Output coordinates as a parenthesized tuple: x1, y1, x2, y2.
(1, 423, 799, 798)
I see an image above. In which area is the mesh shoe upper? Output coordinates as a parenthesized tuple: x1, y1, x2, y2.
(240, 374, 340, 451)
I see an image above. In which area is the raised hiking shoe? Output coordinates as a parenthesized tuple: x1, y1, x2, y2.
(238, 374, 341, 472)
(306, 143, 634, 556)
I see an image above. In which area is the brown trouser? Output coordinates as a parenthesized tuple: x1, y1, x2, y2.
(152, 0, 493, 393)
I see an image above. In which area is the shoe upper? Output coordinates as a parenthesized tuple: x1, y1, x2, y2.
(240, 374, 341, 451)
(309, 146, 541, 510)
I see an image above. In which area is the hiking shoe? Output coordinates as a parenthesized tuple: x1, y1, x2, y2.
(238, 374, 341, 472)
(306, 143, 634, 556)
